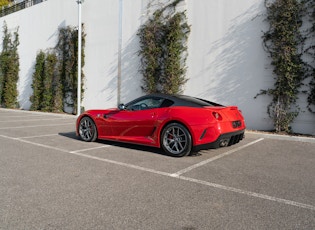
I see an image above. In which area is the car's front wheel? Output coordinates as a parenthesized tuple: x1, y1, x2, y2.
(161, 123, 192, 157)
(78, 116, 97, 142)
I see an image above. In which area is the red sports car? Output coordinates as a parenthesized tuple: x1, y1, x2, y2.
(76, 94, 246, 157)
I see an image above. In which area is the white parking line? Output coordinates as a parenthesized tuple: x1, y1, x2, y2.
(71, 151, 172, 177)
(18, 134, 59, 139)
(171, 138, 264, 177)
(71, 145, 111, 153)
(0, 134, 314, 211)
(0, 135, 70, 153)
(179, 176, 315, 211)
(0, 123, 73, 129)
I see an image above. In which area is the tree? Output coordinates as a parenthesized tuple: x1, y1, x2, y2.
(0, 0, 10, 8)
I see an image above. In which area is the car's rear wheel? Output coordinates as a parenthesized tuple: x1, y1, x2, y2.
(78, 116, 97, 142)
(161, 123, 192, 157)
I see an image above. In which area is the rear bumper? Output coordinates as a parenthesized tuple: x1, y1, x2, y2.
(193, 129, 245, 151)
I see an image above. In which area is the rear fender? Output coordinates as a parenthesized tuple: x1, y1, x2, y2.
(156, 118, 196, 148)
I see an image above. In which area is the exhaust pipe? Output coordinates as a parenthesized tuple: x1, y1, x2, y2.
(219, 139, 229, 147)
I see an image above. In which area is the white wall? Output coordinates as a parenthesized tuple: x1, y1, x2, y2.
(82, 0, 120, 109)
(0, 0, 314, 135)
(1, 0, 78, 109)
(185, 0, 274, 131)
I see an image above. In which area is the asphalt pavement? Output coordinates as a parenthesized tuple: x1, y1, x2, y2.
(0, 108, 314, 230)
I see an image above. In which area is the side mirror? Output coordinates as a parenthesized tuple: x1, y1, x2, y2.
(118, 103, 126, 110)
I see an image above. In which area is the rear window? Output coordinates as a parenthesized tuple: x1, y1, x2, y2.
(160, 99, 174, 108)
(176, 95, 222, 107)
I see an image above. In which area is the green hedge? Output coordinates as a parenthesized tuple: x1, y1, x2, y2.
(30, 25, 85, 114)
(137, 0, 190, 94)
(0, 22, 19, 109)
(257, 0, 304, 133)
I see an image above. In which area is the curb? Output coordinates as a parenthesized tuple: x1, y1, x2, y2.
(246, 130, 315, 144)
(0, 108, 76, 118)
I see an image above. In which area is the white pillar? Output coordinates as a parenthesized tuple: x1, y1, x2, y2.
(77, 0, 83, 115)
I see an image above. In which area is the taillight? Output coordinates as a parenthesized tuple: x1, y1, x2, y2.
(212, 112, 222, 121)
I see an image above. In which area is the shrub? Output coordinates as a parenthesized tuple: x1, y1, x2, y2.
(257, 0, 305, 133)
(29, 25, 85, 113)
(0, 22, 19, 108)
(138, 0, 190, 94)
(30, 51, 45, 111)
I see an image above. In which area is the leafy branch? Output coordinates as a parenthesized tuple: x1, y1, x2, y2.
(138, 0, 190, 94)
(257, 0, 305, 133)
(30, 25, 86, 114)
(0, 21, 19, 108)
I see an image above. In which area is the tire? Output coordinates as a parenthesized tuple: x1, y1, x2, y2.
(161, 123, 192, 157)
(78, 116, 98, 142)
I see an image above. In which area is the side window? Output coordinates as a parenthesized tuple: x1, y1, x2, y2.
(160, 99, 174, 108)
(126, 98, 164, 111)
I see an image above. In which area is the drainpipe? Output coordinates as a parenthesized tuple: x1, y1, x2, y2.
(77, 0, 83, 115)
(117, 0, 123, 105)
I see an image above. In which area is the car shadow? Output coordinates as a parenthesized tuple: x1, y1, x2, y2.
(58, 131, 167, 156)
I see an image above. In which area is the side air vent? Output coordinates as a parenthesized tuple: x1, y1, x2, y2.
(199, 129, 207, 140)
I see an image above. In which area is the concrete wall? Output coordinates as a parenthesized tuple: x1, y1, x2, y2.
(0, 0, 314, 135)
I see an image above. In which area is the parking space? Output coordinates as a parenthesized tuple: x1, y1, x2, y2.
(0, 108, 314, 229)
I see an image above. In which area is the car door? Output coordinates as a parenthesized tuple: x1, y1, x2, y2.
(105, 97, 164, 138)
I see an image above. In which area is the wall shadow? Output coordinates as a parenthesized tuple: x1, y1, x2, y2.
(192, 1, 273, 130)
(104, 31, 143, 106)
(120, 33, 143, 104)
(18, 61, 34, 109)
(18, 20, 67, 110)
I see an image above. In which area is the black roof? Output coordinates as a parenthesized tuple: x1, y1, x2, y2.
(126, 94, 223, 108)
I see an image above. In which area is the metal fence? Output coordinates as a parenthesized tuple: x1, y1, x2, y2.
(1, 0, 47, 18)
